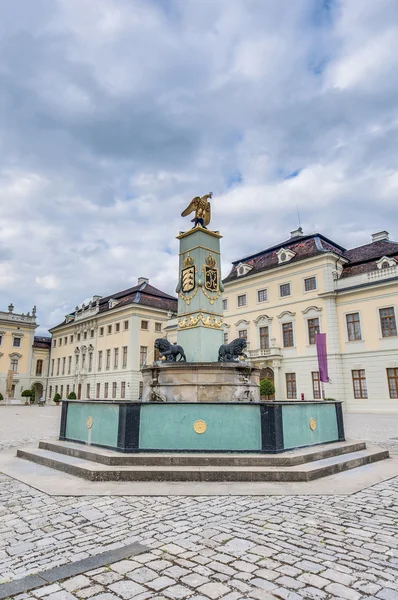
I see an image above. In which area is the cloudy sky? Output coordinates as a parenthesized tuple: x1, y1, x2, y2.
(1, 0, 398, 334)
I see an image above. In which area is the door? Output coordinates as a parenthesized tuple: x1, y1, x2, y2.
(77, 383, 82, 400)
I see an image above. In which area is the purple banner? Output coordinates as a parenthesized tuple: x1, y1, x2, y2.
(316, 333, 329, 383)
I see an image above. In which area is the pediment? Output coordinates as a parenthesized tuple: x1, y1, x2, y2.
(236, 262, 253, 277)
(234, 319, 250, 326)
(302, 305, 322, 315)
(277, 310, 296, 319)
(254, 314, 273, 324)
(276, 247, 296, 264)
(376, 256, 397, 269)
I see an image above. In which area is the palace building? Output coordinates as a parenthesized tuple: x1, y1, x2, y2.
(222, 228, 398, 413)
(47, 278, 177, 402)
(0, 304, 51, 403)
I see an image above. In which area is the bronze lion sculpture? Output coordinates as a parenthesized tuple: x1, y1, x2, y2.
(218, 338, 248, 362)
(154, 338, 186, 362)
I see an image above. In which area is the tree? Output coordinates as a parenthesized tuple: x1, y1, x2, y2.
(67, 391, 77, 399)
(260, 378, 275, 399)
(53, 393, 62, 404)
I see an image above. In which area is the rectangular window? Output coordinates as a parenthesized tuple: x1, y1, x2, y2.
(112, 382, 117, 399)
(257, 289, 268, 303)
(77, 333, 81, 342)
(282, 322, 294, 347)
(115, 323, 120, 333)
(53, 339, 56, 348)
(280, 283, 291, 297)
(140, 346, 148, 367)
(62, 357, 66, 375)
(11, 357, 18, 373)
(88, 352, 93, 372)
(124, 320, 129, 330)
(83, 331, 87, 340)
(55, 385, 58, 395)
(352, 370, 368, 399)
(13, 336, 21, 348)
(59, 338, 62, 346)
(51, 359, 54, 376)
(114, 348, 119, 369)
(155, 322, 162, 332)
(68, 356, 72, 375)
(0, 335, 2, 345)
(346, 313, 362, 341)
(36, 360, 43, 376)
(104, 382, 109, 399)
(238, 330, 247, 339)
(308, 318, 320, 345)
(286, 373, 297, 399)
(90, 329, 94, 338)
(49, 385, 52, 399)
(139, 382, 143, 398)
(107, 325, 112, 334)
(70, 335, 73, 343)
(224, 332, 229, 344)
(106, 349, 111, 370)
(237, 294, 247, 307)
(96, 382, 100, 398)
(122, 346, 128, 368)
(304, 276, 317, 292)
(387, 368, 398, 399)
(86, 383, 90, 399)
(57, 358, 60, 376)
(259, 326, 269, 350)
(99, 327, 104, 336)
(141, 320, 149, 330)
(121, 381, 126, 399)
(222, 299, 228, 311)
(312, 372, 321, 399)
(66, 384, 70, 397)
(60, 385, 63, 398)
(380, 307, 397, 337)
(98, 350, 102, 371)
(64, 336, 67, 345)
(75, 354, 79, 368)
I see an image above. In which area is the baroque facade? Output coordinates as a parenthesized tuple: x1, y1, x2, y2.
(47, 278, 177, 402)
(222, 229, 398, 413)
(0, 304, 51, 403)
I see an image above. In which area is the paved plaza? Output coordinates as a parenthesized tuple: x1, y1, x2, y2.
(0, 406, 398, 600)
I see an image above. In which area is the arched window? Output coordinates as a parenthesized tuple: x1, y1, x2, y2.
(36, 359, 43, 376)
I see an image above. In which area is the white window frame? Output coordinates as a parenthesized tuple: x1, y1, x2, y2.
(279, 282, 292, 299)
(303, 275, 317, 293)
(377, 304, 397, 339)
(222, 298, 228, 311)
(256, 288, 268, 304)
(344, 310, 363, 343)
(237, 293, 247, 308)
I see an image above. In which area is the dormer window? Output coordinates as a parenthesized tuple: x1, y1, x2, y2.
(376, 256, 397, 270)
(236, 262, 253, 277)
(108, 298, 119, 309)
(276, 248, 296, 264)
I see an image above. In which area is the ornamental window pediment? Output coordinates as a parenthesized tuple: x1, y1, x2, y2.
(74, 346, 80, 354)
(236, 262, 253, 277)
(376, 256, 397, 269)
(234, 319, 250, 327)
(302, 306, 323, 315)
(254, 314, 273, 325)
(277, 310, 296, 320)
(108, 298, 119, 308)
(276, 248, 296, 264)
(9, 352, 22, 358)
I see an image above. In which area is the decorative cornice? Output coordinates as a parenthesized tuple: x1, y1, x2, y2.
(234, 319, 250, 327)
(9, 352, 22, 358)
(276, 310, 296, 319)
(254, 314, 273, 324)
(178, 312, 223, 330)
(302, 305, 323, 315)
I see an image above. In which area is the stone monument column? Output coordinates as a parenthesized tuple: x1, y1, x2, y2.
(176, 228, 224, 362)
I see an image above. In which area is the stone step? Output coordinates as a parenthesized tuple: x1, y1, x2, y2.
(17, 444, 389, 482)
(38, 439, 367, 467)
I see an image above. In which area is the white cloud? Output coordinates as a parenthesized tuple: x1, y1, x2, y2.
(0, 0, 397, 332)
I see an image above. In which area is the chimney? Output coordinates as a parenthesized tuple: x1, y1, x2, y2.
(290, 227, 303, 239)
(137, 277, 149, 286)
(372, 231, 389, 243)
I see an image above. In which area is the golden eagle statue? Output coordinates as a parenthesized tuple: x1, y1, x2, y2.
(181, 192, 212, 229)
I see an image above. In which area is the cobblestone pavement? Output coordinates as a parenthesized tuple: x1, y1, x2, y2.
(1, 410, 398, 599)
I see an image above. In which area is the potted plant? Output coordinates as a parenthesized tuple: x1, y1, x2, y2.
(21, 389, 33, 405)
(67, 391, 77, 400)
(53, 393, 62, 406)
(260, 378, 275, 400)
(0, 393, 3, 401)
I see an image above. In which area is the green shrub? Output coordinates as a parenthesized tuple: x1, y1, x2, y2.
(260, 378, 275, 399)
(21, 389, 33, 397)
(0, 393, 3, 401)
(53, 393, 62, 403)
(67, 391, 77, 399)
(324, 397, 336, 401)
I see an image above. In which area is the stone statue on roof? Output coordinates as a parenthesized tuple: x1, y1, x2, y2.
(181, 192, 212, 229)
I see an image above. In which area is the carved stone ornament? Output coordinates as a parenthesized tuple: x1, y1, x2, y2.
(178, 312, 223, 330)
